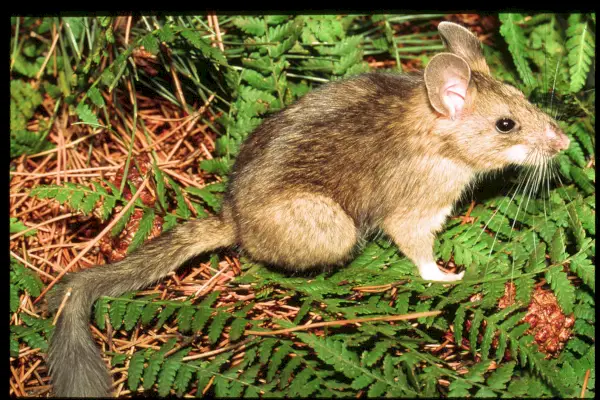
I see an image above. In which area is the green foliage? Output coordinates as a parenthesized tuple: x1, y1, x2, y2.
(499, 14, 536, 87)
(10, 258, 45, 311)
(566, 14, 595, 93)
(10, 217, 37, 237)
(10, 80, 54, 157)
(202, 15, 371, 178)
(28, 172, 216, 251)
(10, 258, 50, 357)
(12, 14, 595, 397)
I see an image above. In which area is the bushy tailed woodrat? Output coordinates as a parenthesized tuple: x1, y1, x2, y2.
(47, 22, 570, 397)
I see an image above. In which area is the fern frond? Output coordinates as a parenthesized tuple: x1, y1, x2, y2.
(127, 350, 147, 391)
(566, 14, 595, 93)
(208, 310, 230, 344)
(127, 208, 156, 253)
(156, 348, 191, 396)
(545, 267, 576, 314)
(499, 14, 535, 87)
(569, 251, 595, 291)
(10, 217, 37, 237)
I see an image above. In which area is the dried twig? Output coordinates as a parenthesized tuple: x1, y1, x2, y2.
(245, 310, 442, 336)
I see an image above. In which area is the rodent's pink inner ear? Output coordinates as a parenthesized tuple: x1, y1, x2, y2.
(441, 79, 467, 119)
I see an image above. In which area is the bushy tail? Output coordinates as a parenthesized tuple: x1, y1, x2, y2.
(47, 216, 235, 397)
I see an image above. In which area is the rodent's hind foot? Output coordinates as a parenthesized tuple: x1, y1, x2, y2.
(418, 262, 464, 282)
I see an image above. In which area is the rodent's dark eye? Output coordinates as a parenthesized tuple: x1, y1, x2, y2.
(496, 118, 516, 133)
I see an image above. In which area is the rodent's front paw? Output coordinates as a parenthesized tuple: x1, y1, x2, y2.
(418, 263, 464, 282)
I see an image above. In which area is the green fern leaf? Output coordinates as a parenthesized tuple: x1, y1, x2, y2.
(94, 297, 110, 330)
(465, 360, 492, 383)
(228, 318, 247, 342)
(197, 352, 231, 391)
(161, 213, 178, 232)
(566, 136, 587, 168)
(495, 331, 509, 362)
(92, 181, 118, 221)
(474, 386, 498, 397)
(152, 163, 168, 211)
(75, 102, 101, 126)
(157, 357, 184, 396)
(137, 301, 159, 325)
(86, 86, 105, 107)
(278, 356, 302, 390)
(21, 331, 48, 351)
(199, 157, 232, 176)
(180, 28, 227, 66)
(566, 14, 595, 93)
(233, 16, 266, 36)
(448, 379, 472, 397)
(10, 335, 19, 357)
(127, 351, 147, 391)
(453, 304, 467, 346)
(140, 33, 159, 55)
(236, 363, 263, 396)
(111, 353, 127, 367)
(185, 182, 226, 212)
(208, 311, 230, 344)
(213, 374, 231, 396)
(545, 267, 575, 314)
(143, 351, 165, 390)
(10, 129, 54, 158)
(569, 252, 595, 291)
(240, 68, 276, 91)
(566, 337, 591, 355)
(192, 290, 220, 332)
(166, 176, 192, 220)
(14, 269, 44, 299)
(549, 228, 567, 264)
(362, 339, 393, 367)
(570, 167, 595, 195)
(123, 300, 144, 331)
(10, 217, 37, 237)
(573, 319, 594, 339)
(141, 339, 178, 391)
(487, 361, 515, 390)
(176, 305, 195, 333)
(127, 208, 155, 253)
(155, 304, 177, 328)
(469, 309, 484, 356)
(10, 285, 20, 313)
(481, 281, 506, 309)
(30, 183, 108, 217)
(258, 338, 278, 364)
(10, 80, 43, 131)
(367, 380, 388, 397)
(515, 275, 535, 304)
(288, 367, 319, 397)
(499, 14, 535, 87)
(173, 364, 195, 396)
(192, 306, 212, 333)
(292, 299, 312, 325)
(108, 295, 134, 331)
(568, 121, 595, 156)
(267, 343, 293, 382)
(480, 322, 496, 360)
(294, 332, 385, 388)
(567, 204, 588, 250)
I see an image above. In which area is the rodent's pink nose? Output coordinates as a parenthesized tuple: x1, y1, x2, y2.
(546, 127, 570, 151)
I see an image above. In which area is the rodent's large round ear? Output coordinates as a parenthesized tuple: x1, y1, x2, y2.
(438, 22, 490, 75)
(424, 53, 472, 120)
